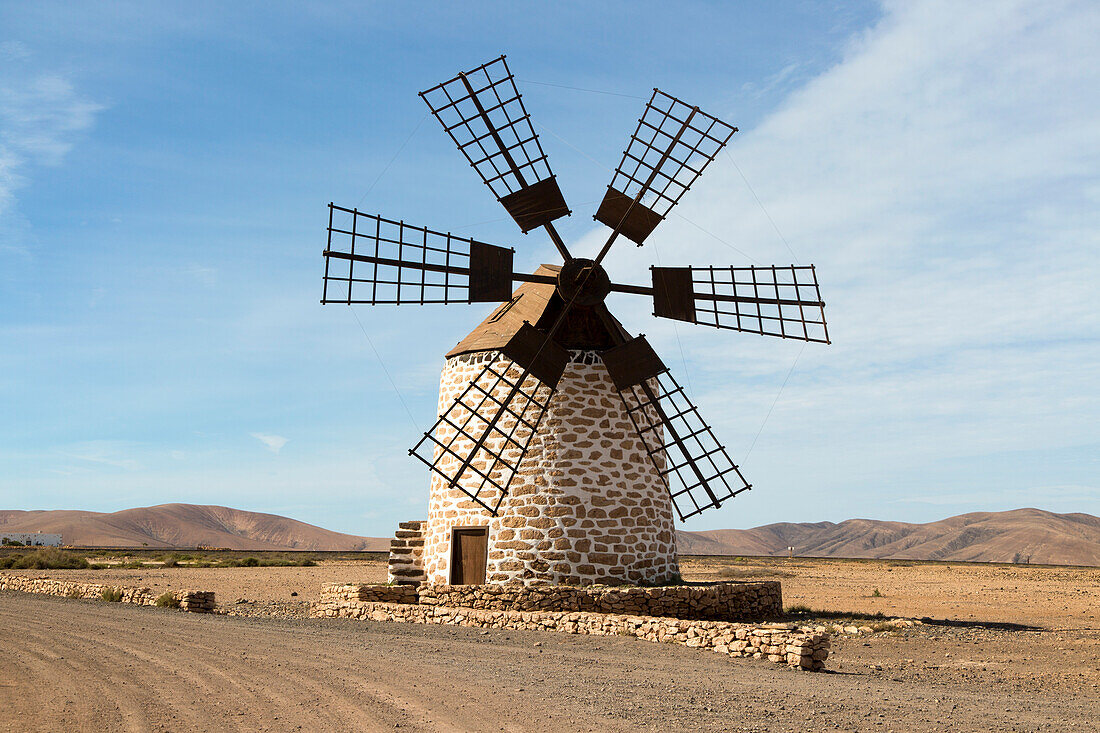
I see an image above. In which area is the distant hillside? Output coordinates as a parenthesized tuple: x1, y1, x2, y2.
(4, 504, 1096, 566)
(0, 504, 388, 551)
(676, 508, 1100, 566)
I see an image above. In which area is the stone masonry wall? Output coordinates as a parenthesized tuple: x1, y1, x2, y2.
(319, 582, 418, 604)
(423, 351, 679, 586)
(0, 574, 215, 612)
(417, 581, 781, 621)
(387, 520, 426, 585)
(309, 599, 830, 671)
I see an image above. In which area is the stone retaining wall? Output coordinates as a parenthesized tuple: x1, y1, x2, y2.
(0, 575, 215, 613)
(309, 598, 829, 671)
(387, 521, 426, 585)
(417, 581, 782, 621)
(319, 582, 418, 604)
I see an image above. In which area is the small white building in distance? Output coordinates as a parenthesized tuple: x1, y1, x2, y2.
(1, 532, 62, 547)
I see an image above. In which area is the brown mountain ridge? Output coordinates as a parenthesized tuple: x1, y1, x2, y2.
(0, 504, 388, 552)
(678, 508, 1100, 566)
(2, 505, 1097, 566)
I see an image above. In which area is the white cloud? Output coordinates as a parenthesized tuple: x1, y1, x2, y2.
(0, 44, 101, 232)
(895, 485, 1099, 506)
(60, 441, 141, 471)
(591, 0, 1100, 524)
(251, 433, 289, 454)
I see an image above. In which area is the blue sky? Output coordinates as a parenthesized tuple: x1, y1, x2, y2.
(2, 1, 1097, 537)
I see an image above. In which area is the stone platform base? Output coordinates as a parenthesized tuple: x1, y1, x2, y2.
(417, 581, 782, 621)
(310, 580, 828, 671)
(309, 598, 829, 671)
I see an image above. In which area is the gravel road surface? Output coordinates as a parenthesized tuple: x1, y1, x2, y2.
(2, 592, 1096, 732)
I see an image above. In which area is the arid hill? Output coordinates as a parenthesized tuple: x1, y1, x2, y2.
(0, 504, 388, 551)
(3, 504, 1097, 565)
(676, 508, 1100, 566)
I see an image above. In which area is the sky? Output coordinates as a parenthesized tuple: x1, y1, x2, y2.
(1, 1, 1097, 537)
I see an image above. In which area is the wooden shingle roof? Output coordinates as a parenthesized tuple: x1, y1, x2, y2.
(446, 264, 629, 358)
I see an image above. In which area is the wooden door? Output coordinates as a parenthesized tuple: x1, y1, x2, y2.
(450, 528, 488, 585)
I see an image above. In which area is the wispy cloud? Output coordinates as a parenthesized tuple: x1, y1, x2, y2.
(251, 433, 288, 454)
(589, 0, 1100, 525)
(0, 42, 102, 239)
(895, 485, 1100, 506)
(60, 441, 141, 471)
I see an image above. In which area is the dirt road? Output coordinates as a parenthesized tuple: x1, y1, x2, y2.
(2, 592, 1096, 732)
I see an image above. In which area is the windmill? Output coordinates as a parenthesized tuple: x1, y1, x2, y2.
(322, 57, 828, 586)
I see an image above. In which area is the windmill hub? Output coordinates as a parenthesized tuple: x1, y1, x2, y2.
(556, 258, 611, 307)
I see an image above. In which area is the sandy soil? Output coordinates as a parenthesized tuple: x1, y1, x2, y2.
(681, 556, 1100, 630)
(3, 556, 1098, 731)
(2, 592, 1097, 732)
(7, 555, 1097, 628)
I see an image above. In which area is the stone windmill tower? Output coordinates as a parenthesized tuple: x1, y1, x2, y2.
(320, 57, 830, 586)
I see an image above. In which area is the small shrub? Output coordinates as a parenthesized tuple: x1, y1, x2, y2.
(871, 588, 883, 598)
(241, 557, 260, 567)
(162, 557, 178, 568)
(154, 592, 180, 608)
(2, 538, 23, 546)
(100, 587, 123, 602)
(786, 604, 814, 615)
(88, 563, 108, 570)
(298, 558, 317, 567)
(65, 587, 83, 599)
(9, 548, 89, 570)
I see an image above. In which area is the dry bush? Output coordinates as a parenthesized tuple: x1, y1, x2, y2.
(0, 548, 89, 570)
(154, 592, 180, 608)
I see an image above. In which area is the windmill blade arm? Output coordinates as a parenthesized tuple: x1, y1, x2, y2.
(420, 56, 571, 244)
(322, 205, 515, 305)
(601, 336, 751, 522)
(409, 325, 568, 516)
(648, 265, 830, 344)
(595, 90, 737, 247)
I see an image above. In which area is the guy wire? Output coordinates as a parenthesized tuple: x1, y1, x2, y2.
(340, 113, 430, 432)
(724, 148, 800, 265)
(350, 307, 420, 431)
(743, 341, 806, 463)
(517, 78, 647, 100)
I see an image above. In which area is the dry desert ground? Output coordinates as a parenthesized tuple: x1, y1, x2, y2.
(2, 555, 1098, 731)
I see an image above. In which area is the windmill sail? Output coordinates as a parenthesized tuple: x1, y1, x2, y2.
(601, 336, 751, 521)
(409, 324, 569, 515)
(651, 264, 829, 343)
(595, 90, 737, 246)
(322, 205, 514, 305)
(420, 56, 569, 233)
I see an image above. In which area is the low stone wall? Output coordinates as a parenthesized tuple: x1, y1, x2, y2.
(0, 575, 215, 613)
(417, 581, 781, 621)
(309, 599, 829, 671)
(319, 582, 418, 604)
(387, 520, 426, 585)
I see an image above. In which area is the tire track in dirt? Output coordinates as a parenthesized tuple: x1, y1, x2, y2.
(3, 591, 1098, 732)
(0, 596, 577, 732)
